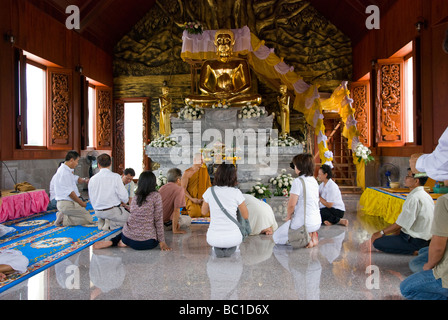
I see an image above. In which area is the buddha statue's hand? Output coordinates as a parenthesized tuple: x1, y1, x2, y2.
(214, 92, 233, 99)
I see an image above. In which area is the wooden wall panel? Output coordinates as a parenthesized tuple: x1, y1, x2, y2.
(352, 0, 423, 81)
(79, 36, 113, 87)
(13, 0, 71, 68)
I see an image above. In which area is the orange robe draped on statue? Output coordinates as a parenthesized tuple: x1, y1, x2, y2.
(185, 165, 211, 217)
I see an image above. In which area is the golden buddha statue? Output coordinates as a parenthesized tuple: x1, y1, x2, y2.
(277, 84, 290, 137)
(185, 29, 262, 107)
(159, 86, 172, 136)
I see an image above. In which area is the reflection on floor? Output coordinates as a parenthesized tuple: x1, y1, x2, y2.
(1, 194, 413, 300)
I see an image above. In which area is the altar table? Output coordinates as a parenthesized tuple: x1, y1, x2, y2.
(0, 189, 50, 223)
(359, 187, 443, 224)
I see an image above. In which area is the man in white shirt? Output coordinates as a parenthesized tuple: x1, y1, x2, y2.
(88, 154, 129, 231)
(54, 151, 93, 226)
(48, 161, 88, 211)
(371, 169, 435, 255)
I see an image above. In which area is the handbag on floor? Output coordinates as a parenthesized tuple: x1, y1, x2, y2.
(210, 186, 251, 240)
(287, 177, 312, 248)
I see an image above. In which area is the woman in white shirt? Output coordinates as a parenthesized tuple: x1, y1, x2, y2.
(317, 165, 348, 227)
(202, 164, 249, 258)
(273, 154, 321, 248)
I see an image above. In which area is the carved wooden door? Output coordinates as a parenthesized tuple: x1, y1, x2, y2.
(112, 98, 151, 174)
(376, 58, 405, 147)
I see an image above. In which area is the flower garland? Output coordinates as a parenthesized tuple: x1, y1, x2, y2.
(178, 103, 205, 120)
(148, 136, 178, 148)
(211, 99, 230, 109)
(182, 21, 203, 35)
(156, 171, 167, 190)
(267, 134, 301, 147)
(238, 103, 266, 119)
(354, 142, 374, 164)
(269, 169, 294, 196)
(248, 182, 272, 200)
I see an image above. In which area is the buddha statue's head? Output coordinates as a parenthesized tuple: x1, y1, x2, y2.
(214, 29, 235, 61)
(162, 86, 169, 95)
(279, 84, 288, 94)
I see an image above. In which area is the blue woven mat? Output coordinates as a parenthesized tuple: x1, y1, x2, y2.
(0, 202, 119, 294)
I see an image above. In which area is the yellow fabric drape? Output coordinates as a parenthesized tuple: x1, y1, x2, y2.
(185, 165, 211, 217)
(354, 158, 366, 190)
(359, 188, 404, 224)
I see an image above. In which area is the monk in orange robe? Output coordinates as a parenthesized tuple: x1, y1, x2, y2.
(181, 154, 211, 217)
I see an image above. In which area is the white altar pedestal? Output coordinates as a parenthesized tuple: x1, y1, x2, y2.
(145, 107, 303, 192)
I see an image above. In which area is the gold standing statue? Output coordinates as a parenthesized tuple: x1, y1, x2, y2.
(185, 29, 262, 107)
(159, 86, 172, 136)
(278, 84, 290, 137)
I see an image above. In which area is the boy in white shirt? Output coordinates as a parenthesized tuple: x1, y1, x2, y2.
(121, 168, 136, 210)
(318, 164, 348, 226)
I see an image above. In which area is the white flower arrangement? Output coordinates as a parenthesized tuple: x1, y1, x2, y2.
(248, 182, 272, 200)
(148, 136, 178, 148)
(238, 103, 266, 119)
(182, 21, 203, 35)
(267, 134, 301, 147)
(178, 103, 205, 120)
(156, 171, 168, 190)
(354, 142, 374, 163)
(211, 99, 230, 109)
(269, 169, 294, 197)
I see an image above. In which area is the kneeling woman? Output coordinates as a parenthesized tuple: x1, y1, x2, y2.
(93, 171, 171, 251)
(202, 164, 249, 257)
(273, 154, 321, 248)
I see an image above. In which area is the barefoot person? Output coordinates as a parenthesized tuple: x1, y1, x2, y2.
(93, 171, 171, 251)
(273, 154, 321, 248)
(201, 163, 249, 258)
(317, 164, 348, 227)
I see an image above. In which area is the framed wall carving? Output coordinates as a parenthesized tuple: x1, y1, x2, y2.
(96, 87, 113, 149)
(113, 100, 125, 173)
(47, 68, 72, 149)
(351, 81, 371, 147)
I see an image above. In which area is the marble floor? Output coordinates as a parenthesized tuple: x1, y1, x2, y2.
(0, 194, 414, 301)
